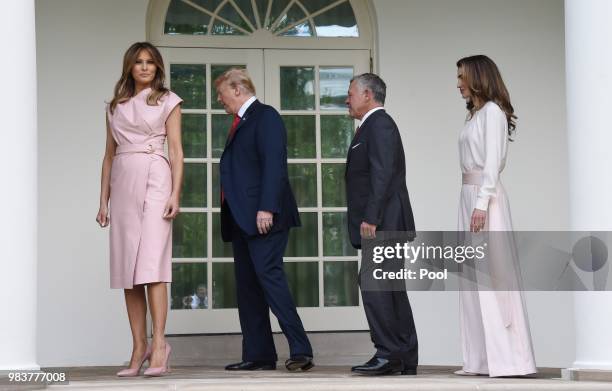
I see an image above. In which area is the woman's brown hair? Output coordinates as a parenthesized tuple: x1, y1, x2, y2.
(457, 55, 517, 139)
(109, 42, 169, 114)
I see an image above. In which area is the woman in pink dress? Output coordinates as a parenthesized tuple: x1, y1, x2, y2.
(96, 42, 183, 377)
(455, 55, 536, 377)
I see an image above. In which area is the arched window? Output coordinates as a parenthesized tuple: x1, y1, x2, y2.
(148, 0, 374, 49)
(165, 0, 358, 37)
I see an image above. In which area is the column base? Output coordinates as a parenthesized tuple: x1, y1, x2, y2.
(562, 368, 612, 382)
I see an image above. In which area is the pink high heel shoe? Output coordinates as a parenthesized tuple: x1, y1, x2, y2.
(117, 346, 151, 377)
(143, 343, 171, 377)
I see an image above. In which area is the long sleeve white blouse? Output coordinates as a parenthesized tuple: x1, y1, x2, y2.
(458, 101, 509, 211)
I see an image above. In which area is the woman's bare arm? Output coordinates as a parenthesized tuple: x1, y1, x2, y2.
(163, 105, 184, 219)
(96, 115, 116, 227)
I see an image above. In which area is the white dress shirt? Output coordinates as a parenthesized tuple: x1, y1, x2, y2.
(238, 96, 257, 118)
(360, 106, 385, 126)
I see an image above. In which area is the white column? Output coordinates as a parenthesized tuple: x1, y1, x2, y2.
(0, 0, 38, 370)
(565, 0, 612, 370)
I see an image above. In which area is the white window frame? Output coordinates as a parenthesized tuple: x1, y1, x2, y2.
(147, 0, 376, 50)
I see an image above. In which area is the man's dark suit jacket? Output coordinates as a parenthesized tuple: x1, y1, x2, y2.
(345, 108, 416, 249)
(219, 99, 300, 241)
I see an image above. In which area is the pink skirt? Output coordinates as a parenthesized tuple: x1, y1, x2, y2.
(109, 153, 172, 289)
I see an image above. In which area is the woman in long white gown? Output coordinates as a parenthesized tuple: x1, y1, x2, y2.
(455, 55, 537, 377)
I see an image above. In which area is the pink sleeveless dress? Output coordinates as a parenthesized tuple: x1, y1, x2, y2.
(106, 88, 182, 289)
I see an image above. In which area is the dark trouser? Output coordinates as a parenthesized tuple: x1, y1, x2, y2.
(361, 289, 418, 367)
(230, 214, 312, 362)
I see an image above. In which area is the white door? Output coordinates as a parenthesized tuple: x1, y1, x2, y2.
(162, 47, 370, 334)
(161, 47, 264, 334)
(264, 49, 370, 331)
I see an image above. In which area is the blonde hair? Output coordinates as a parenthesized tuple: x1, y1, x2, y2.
(214, 68, 256, 95)
(109, 42, 169, 114)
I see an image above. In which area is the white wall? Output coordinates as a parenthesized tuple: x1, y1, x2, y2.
(36, 0, 573, 368)
(36, 0, 149, 366)
(373, 0, 573, 367)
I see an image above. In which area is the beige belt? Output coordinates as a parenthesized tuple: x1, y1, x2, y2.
(462, 171, 483, 186)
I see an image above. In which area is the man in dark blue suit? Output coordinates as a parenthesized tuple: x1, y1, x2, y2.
(215, 68, 313, 372)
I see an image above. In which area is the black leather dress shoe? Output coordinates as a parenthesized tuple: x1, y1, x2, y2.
(225, 361, 276, 370)
(351, 357, 417, 376)
(285, 355, 314, 371)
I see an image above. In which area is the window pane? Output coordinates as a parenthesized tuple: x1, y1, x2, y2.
(173, 213, 207, 258)
(320, 67, 352, 111)
(280, 67, 315, 111)
(181, 163, 206, 208)
(211, 20, 247, 35)
(321, 115, 354, 158)
(191, 0, 224, 11)
(322, 163, 346, 207)
(256, 0, 268, 28)
(285, 262, 319, 307)
(212, 163, 221, 208)
(171, 64, 206, 109)
(211, 64, 244, 110)
(288, 164, 316, 207)
(212, 114, 233, 158)
(324, 261, 358, 306)
(286, 212, 318, 257)
(323, 212, 356, 256)
(301, 0, 336, 13)
(276, 5, 312, 37)
(182, 114, 207, 158)
(233, 0, 258, 28)
(164, 0, 210, 35)
(284, 115, 315, 158)
(268, 0, 291, 30)
(314, 1, 359, 37)
(217, 2, 253, 33)
(171, 263, 208, 310)
(212, 212, 233, 257)
(280, 21, 312, 37)
(212, 263, 238, 308)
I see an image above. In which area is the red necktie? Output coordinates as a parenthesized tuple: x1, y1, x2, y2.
(221, 114, 242, 204)
(228, 114, 241, 142)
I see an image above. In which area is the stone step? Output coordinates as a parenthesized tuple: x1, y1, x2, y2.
(32, 366, 612, 391)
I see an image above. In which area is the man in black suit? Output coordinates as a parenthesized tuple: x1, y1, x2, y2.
(345, 73, 418, 376)
(216, 68, 313, 372)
